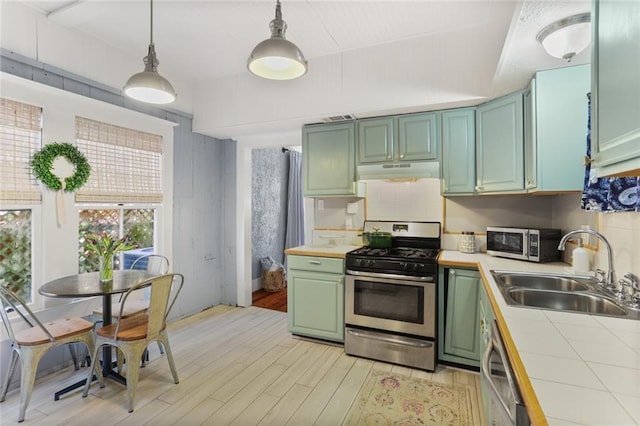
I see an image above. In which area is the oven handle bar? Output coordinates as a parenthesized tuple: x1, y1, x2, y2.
(346, 328, 433, 348)
(345, 270, 434, 282)
(481, 321, 518, 424)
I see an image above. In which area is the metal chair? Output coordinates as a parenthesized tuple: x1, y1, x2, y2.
(92, 254, 169, 365)
(82, 273, 183, 413)
(0, 286, 95, 423)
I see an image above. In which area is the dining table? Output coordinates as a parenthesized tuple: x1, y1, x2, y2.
(38, 269, 156, 400)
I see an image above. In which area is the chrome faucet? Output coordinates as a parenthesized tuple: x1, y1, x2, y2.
(558, 229, 617, 292)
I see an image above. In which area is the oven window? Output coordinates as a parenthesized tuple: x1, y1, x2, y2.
(487, 232, 524, 255)
(353, 280, 424, 324)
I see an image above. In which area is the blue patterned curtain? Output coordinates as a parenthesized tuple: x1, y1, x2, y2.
(581, 93, 639, 212)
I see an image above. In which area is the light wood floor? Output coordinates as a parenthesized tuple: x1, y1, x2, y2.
(1, 306, 485, 425)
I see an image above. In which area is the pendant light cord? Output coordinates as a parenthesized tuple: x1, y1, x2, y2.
(150, 0, 154, 45)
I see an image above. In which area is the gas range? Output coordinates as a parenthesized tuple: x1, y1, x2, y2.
(346, 221, 441, 278)
(344, 220, 441, 371)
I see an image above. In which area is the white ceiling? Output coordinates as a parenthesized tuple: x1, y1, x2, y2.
(16, 0, 591, 137)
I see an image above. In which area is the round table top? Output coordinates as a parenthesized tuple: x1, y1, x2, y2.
(39, 270, 157, 298)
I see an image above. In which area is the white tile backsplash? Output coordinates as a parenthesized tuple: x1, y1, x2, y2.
(365, 178, 443, 222)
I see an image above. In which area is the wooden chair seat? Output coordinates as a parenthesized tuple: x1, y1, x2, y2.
(97, 313, 153, 341)
(15, 317, 94, 346)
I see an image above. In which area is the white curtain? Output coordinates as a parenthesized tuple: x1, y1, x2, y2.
(285, 151, 305, 249)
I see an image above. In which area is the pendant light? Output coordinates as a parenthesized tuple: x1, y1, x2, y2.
(247, 0, 308, 80)
(536, 13, 591, 62)
(123, 0, 177, 104)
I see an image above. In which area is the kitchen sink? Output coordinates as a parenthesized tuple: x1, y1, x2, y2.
(493, 271, 593, 292)
(490, 270, 640, 320)
(506, 288, 628, 316)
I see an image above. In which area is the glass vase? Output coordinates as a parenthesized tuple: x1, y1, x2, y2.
(99, 254, 115, 283)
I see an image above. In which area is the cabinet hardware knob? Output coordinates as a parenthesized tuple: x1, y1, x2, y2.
(400, 154, 404, 159)
(450, 270, 456, 276)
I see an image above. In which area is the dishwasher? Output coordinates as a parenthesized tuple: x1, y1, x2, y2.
(481, 320, 530, 426)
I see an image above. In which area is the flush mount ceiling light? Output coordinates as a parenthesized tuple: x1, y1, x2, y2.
(123, 0, 176, 104)
(536, 12, 591, 62)
(247, 0, 308, 80)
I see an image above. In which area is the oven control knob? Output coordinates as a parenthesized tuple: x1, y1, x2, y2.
(355, 259, 363, 266)
(402, 263, 408, 270)
(413, 263, 424, 271)
(366, 260, 375, 267)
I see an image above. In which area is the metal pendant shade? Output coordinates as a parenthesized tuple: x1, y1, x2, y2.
(124, 0, 176, 104)
(248, 0, 308, 80)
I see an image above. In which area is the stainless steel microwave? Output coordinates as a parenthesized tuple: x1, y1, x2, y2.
(486, 227, 561, 263)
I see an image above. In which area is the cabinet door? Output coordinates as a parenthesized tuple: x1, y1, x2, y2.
(523, 79, 536, 191)
(444, 269, 481, 362)
(592, 0, 640, 177)
(441, 108, 476, 194)
(533, 65, 591, 192)
(476, 93, 524, 193)
(287, 269, 344, 342)
(303, 122, 356, 196)
(398, 113, 438, 161)
(357, 117, 395, 164)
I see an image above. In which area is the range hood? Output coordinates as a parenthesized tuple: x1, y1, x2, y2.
(357, 161, 440, 180)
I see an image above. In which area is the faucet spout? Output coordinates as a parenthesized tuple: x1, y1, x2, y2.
(558, 229, 616, 290)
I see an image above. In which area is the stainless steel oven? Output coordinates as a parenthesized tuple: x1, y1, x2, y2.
(481, 320, 530, 426)
(344, 221, 440, 371)
(345, 273, 435, 337)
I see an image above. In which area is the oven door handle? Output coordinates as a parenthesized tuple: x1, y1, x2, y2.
(481, 332, 517, 424)
(346, 270, 434, 282)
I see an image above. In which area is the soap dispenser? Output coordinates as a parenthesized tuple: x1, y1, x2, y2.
(572, 238, 590, 274)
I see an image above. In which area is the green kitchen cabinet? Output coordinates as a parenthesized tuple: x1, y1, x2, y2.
(357, 113, 438, 164)
(525, 65, 591, 192)
(591, 0, 640, 177)
(287, 255, 344, 342)
(438, 267, 481, 367)
(476, 92, 525, 193)
(303, 122, 359, 197)
(441, 108, 476, 195)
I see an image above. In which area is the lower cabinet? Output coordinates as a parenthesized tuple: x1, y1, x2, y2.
(287, 255, 345, 343)
(438, 267, 481, 367)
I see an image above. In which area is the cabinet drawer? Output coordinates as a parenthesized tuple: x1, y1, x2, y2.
(287, 255, 344, 274)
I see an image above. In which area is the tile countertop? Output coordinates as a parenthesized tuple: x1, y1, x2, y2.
(439, 251, 640, 426)
(284, 244, 361, 259)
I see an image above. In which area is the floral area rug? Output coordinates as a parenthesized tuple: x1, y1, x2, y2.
(343, 370, 474, 426)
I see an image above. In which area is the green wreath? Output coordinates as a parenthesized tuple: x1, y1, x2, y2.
(31, 142, 91, 192)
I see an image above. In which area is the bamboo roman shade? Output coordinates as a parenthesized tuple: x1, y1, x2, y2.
(75, 117, 163, 203)
(0, 98, 42, 204)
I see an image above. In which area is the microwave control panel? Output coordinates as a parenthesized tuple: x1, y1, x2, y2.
(529, 233, 539, 257)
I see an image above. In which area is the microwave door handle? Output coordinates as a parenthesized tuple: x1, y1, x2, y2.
(481, 337, 517, 424)
(523, 230, 529, 258)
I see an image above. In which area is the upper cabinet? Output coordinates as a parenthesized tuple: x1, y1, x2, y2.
(475, 92, 525, 193)
(302, 122, 360, 197)
(357, 112, 438, 164)
(525, 65, 591, 192)
(441, 108, 476, 195)
(591, 0, 640, 177)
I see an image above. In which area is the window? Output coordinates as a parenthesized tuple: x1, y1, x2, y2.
(78, 207, 156, 273)
(0, 98, 42, 303)
(75, 117, 162, 273)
